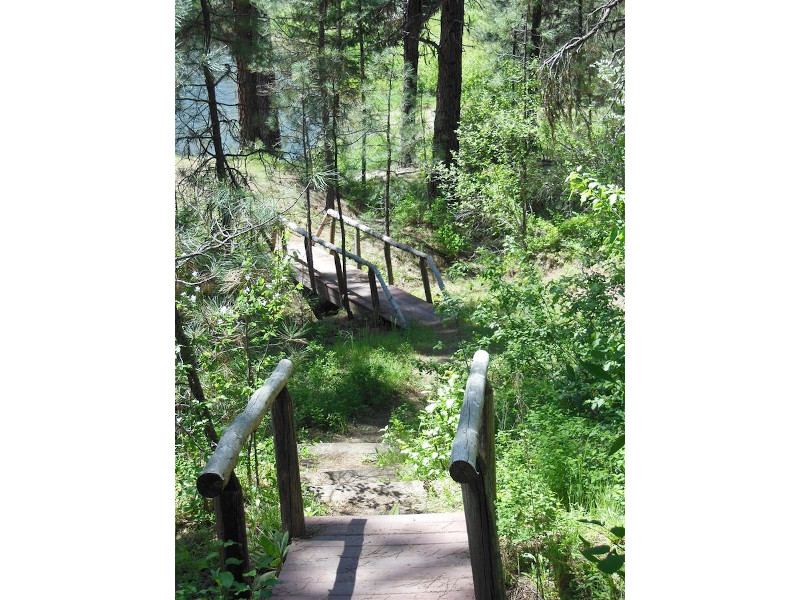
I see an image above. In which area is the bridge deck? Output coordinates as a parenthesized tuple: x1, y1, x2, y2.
(286, 240, 442, 328)
(270, 512, 473, 599)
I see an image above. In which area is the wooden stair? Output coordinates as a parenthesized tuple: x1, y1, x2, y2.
(286, 239, 442, 328)
(269, 512, 473, 599)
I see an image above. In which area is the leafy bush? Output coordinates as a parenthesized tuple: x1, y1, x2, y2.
(381, 370, 464, 479)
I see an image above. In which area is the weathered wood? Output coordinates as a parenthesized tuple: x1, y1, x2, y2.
(449, 349, 490, 483)
(368, 268, 381, 321)
(213, 472, 251, 598)
(324, 209, 447, 293)
(481, 382, 497, 502)
(384, 241, 394, 285)
(279, 218, 408, 327)
(420, 256, 432, 303)
(332, 253, 351, 315)
(197, 359, 293, 498)
(449, 350, 506, 600)
(270, 513, 473, 600)
(355, 227, 363, 269)
(304, 236, 316, 293)
(460, 461, 505, 600)
(271, 387, 306, 538)
(314, 213, 331, 239)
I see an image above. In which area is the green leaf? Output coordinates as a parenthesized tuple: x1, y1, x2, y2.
(583, 544, 611, 555)
(608, 434, 625, 455)
(596, 553, 625, 574)
(226, 557, 244, 566)
(243, 569, 257, 577)
(218, 571, 234, 588)
(579, 359, 615, 382)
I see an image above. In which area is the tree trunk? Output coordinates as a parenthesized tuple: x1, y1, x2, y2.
(430, 0, 464, 197)
(359, 0, 367, 184)
(231, 0, 280, 151)
(318, 0, 336, 210)
(525, 0, 544, 58)
(200, 0, 228, 186)
(175, 307, 219, 447)
(400, 0, 423, 166)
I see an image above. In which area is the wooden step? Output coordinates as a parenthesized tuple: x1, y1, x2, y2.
(270, 513, 473, 600)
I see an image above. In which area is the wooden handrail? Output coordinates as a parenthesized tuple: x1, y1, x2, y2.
(321, 209, 447, 303)
(198, 360, 293, 497)
(197, 359, 305, 595)
(450, 350, 506, 600)
(279, 217, 408, 328)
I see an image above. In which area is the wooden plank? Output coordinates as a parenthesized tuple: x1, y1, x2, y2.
(198, 360, 293, 497)
(286, 239, 441, 327)
(270, 513, 474, 600)
(279, 593, 470, 600)
(300, 513, 467, 536)
(271, 575, 474, 596)
(280, 544, 470, 568)
(294, 532, 468, 547)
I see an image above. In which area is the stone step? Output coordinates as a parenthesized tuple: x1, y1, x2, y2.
(302, 466, 400, 486)
(300, 442, 389, 473)
(306, 479, 463, 516)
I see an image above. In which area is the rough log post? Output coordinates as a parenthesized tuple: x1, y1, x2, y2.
(420, 256, 432, 303)
(304, 236, 317, 293)
(325, 209, 447, 295)
(271, 387, 306, 538)
(356, 228, 363, 270)
(384, 243, 394, 285)
(315, 214, 331, 239)
(278, 218, 408, 327)
(333, 253, 350, 312)
(368, 269, 381, 321)
(270, 228, 279, 253)
(449, 350, 506, 600)
(213, 472, 250, 597)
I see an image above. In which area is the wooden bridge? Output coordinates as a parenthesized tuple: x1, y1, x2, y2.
(275, 210, 446, 329)
(197, 351, 506, 600)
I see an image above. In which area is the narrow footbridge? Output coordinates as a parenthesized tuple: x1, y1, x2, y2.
(197, 351, 506, 600)
(275, 210, 446, 328)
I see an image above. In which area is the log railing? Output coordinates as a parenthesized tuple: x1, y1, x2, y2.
(317, 209, 447, 304)
(277, 216, 408, 328)
(450, 350, 507, 600)
(197, 359, 305, 593)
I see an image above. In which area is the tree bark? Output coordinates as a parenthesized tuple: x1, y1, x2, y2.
(318, 0, 336, 210)
(400, 0, 423, 166)
(430, 0, 464, 196)
(175, 307, 219, 447)
(231, 0, 280, 151)
(200, 0, 229, 185)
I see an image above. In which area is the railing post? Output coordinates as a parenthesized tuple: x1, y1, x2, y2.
(384, 242, 394, 285)
(197, 360, 296, 597)
(368, 269, 381, 321)
(332, 253, 351, 315)
(356, 228, 363, 270)
(450, 351, 506, 600)
(419, 256, 432, 303)
(304, 236, 317, 293)
(271, 387, 306, 538)
(213, 472, 251, 598)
